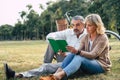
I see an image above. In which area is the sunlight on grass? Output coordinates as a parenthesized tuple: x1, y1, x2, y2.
(0, 40, 120, 80)
(0, 40, 47, 80)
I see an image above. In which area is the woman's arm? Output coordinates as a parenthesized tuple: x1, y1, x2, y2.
(80, 35, 109, 59)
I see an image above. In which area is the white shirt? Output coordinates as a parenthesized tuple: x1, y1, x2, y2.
(89, 40, 93, 51)
(46, 29, 87, 54)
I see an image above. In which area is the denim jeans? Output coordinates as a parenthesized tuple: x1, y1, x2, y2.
(20, 63, 61, 77)
(61, 53, 104, 76)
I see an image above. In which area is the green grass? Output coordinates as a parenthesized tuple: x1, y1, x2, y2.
(0, 40, 120, 80)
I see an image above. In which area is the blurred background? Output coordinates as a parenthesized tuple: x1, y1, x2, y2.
(0, 0, 120, 41)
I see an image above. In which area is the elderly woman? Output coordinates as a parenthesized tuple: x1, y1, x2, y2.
(40, 14, 112, 80)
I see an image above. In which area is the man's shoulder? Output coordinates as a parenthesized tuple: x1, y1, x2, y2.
(83, 28, 87, 34)
(63, 29, 73, 34)
(65, 28, 73, 31)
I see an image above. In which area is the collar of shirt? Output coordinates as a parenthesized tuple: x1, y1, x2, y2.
(71, 28, 87, 39)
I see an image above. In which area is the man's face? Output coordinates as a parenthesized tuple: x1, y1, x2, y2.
(71, 19, 84, 35)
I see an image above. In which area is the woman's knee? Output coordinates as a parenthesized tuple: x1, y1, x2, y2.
(74, 55, 85, 62)
(67, 53, 75, 57)
(61, 54, 75, 68)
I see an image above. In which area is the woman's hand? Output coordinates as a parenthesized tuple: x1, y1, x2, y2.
(66, 46, 78, 54)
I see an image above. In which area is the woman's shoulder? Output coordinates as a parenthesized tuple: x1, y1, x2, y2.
(81, 34, 89, 41)
(98, 34, 109, 41)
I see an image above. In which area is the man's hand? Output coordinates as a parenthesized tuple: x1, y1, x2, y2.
(58, 50, 66, 57)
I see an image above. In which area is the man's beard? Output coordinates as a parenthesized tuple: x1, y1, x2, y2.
(74, 29, 81, 35)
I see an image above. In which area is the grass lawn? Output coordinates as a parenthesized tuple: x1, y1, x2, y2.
(0, 39, 120, 80)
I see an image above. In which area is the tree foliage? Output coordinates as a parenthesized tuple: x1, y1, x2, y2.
(0, 0, 120, 40)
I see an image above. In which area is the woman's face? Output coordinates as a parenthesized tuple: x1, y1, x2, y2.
(86, 21, 97, 34)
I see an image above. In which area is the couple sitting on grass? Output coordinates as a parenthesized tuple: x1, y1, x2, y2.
(4, 14, 111, 80)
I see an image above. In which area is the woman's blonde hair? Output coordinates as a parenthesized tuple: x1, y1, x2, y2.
(85, 14, 105, 34)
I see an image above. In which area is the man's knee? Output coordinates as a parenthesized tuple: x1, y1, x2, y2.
(42, 64, 59, 73)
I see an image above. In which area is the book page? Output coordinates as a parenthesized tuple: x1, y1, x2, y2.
(56, 40, 68, 52)
(48, 39, 59, 53)
(48, 39, 68, 53)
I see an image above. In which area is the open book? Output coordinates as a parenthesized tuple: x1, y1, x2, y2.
(48, 38, 68, 53)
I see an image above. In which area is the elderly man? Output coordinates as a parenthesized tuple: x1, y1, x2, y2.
(4, 15, 87, 79)
(44, 18, 68, 63)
